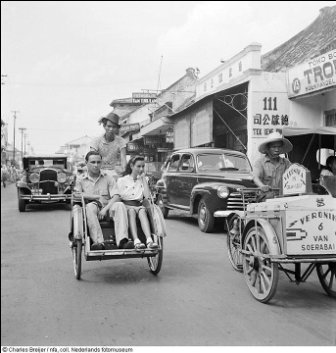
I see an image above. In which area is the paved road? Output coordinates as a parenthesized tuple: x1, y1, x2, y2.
(1, 183, 335, 346)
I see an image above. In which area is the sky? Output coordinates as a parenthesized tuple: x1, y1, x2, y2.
(1, 1, 336, 154)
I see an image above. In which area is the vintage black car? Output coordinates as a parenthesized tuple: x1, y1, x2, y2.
(17, 155, 74, 212)
(155, 148, 257, 232)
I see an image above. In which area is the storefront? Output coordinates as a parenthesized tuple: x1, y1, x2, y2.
(284, 49, 336, 180)
(170, 43, 291, 165)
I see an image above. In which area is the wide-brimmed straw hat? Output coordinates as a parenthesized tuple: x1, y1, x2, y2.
(258, 132, 293, 154)
(98, 112, 121, 128)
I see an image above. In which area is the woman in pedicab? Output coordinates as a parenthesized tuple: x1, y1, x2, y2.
(117, 155, 159, 251)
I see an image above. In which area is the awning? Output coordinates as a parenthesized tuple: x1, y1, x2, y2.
(282, 126, 336, 136)
(140, 116, 173, 136)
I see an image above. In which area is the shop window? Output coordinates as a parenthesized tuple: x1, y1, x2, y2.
(210, 78, 214, 88)
(238, 61, 242, 72)
(324, 109, 336, 127)
(229, 68, 232, 78)
(218, 73, 223, 83)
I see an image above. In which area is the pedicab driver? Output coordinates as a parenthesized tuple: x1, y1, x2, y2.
(73, 151, 133, 251)
(253, 131, 292, 199)
(90, 112, 127, 180)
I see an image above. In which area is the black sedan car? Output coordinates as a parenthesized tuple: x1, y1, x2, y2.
(17, 155, 74, 212)
(155, 148, 257, 232)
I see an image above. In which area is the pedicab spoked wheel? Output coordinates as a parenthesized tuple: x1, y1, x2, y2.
(72, 239, 82, 280)
(147, 235, 163, 275)
(226, 215, 243, 272)
(316, 263, 336, 298)
(242, 226, 279, 303)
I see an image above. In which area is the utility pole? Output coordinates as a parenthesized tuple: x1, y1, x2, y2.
(18, 127, 27, 158)
(24, 133, 27, 155)
(11, 111, 19, 164)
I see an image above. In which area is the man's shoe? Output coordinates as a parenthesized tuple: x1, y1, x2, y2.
(104, 241, 118, 250)
(119, 238, 134, 249)
(91, 242, 105, 251)
(123, 240, 134, 249)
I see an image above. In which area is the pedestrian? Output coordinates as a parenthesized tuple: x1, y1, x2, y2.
(253, 131, 292, 199)
(90, 112, 127, 180)
(1, 164, 9, 188)
(73, 151, 133, 251)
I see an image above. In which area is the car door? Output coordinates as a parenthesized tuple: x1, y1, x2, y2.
(165, 153, 181, 205)
(175, 153, 198, 207)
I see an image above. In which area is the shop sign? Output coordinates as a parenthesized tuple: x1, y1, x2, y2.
(143, 146, 157, 155)
(132, 92, 157, 104)
(286, 49, 336, 98)
(144, 136, 165, 145)
(120, 123, 140, 135)
(251, 92, 289, 138)
(126, 141, 143, 154)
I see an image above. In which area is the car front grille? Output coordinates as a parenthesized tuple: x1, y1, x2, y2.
(39, 169, 58, 194)
(227, 191, 258, 211)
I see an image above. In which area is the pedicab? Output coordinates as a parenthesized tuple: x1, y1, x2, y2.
(68, 184, 166, 280)
(226, 162, 335, 303)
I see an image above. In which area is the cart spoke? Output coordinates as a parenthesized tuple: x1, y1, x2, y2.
(251, 236, 257, 253)
(322, 268, 331, 279)
(260, 274, 267, 293)
(261, 264, 272, 274)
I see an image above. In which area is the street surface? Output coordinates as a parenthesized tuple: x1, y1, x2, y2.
(1, 183, 336, 346)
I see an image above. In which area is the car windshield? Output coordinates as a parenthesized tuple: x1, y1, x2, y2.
(197, 153, 251, 173)
(28, 159, 66, 170)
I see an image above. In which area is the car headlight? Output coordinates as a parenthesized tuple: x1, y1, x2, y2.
(217, 186, 229, 198)
(29, 173, 39, 183)
(58, 172, 67, 183)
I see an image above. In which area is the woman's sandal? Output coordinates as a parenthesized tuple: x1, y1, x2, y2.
(147, 241, 159, 249)
(134, 242, 146, 251)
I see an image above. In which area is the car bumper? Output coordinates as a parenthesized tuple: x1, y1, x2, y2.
(21, 194, 71, 202)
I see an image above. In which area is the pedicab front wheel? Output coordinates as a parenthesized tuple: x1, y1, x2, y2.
(242, 225, 279, 303)
(316, 263, 336, 298)
(72, 239, 82, 280)
(147, 235, 163, 275)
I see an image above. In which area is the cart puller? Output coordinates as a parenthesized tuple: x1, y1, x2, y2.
(253, 131, 293, 199)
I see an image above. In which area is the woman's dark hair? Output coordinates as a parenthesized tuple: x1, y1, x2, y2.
(124, 155, 145, 175)
(85, 150, 102, 162)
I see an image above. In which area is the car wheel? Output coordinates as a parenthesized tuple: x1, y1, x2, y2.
(18, 192, 26, 212)
(156, 194, 169, 219)
(197, 199, 214, 233)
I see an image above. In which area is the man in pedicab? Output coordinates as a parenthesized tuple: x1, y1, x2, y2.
(253, 131, 293, 200)
(73, 151, 133, 251)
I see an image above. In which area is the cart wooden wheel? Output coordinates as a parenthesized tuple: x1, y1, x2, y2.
(72, 239, 82, 280)
(316, 263, 336, 298)
(147, 234, 163, 275)
(226, 215, 243, 272)
(242, 225, 279, 303)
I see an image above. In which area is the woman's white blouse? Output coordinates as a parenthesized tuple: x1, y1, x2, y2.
(117, 174, 145, 201)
